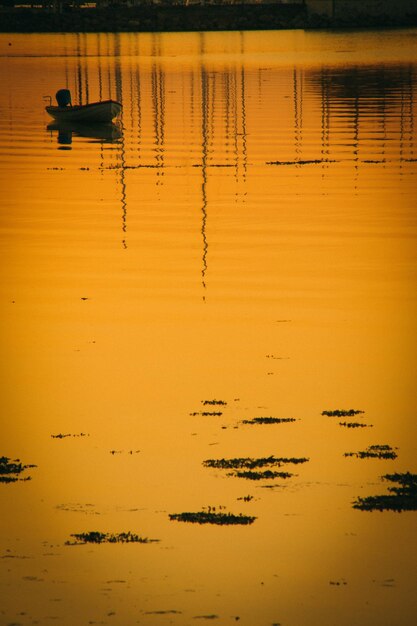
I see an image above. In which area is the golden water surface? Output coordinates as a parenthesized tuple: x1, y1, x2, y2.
(0, 29, 416, 626)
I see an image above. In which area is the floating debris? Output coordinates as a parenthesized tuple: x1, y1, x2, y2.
(322, 409, 364, 417)
(145, 610, 182, 615)
(353, 472, 417, 512)
(231, 470, 293, 481)
(329, 580, 347, 586)
(241, 417, 296, 425)
(267, 159, 336, 166)
(169, 511, 256, 525)
(339, 422, 372, 429)
(66, 531, 159, 545)
(203, 456, 308, 470)
(344, 445, 397, 460)
(190, 412, 223, 417)
(51, 433, 89, 439)
(109, 450, 140, 455)
(202, 400, 227, 406)
(0, 456, 36, 483)
(56, 503, 98, 515)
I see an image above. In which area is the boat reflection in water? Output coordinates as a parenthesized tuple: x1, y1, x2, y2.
(47, 121, 122, 146)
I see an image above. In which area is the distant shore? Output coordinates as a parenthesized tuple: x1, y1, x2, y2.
(1, 5, 416, 33)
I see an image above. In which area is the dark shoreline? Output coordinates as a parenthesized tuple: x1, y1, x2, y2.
(1, 5, 416, 33)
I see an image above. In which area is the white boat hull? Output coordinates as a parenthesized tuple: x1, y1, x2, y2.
(45, 100, 122, 123)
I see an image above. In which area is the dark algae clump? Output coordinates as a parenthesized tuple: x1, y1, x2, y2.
(203, 456, 308, 481)
(353, 472, 417, 512)
(203, 456, 309, 469)
(339, 422, 372, 428)
(241, 417, 296, 425)
(66, 531, 159, 545)
(233, 470, 293, 481)
(344, 445, 397, 460)
(169, 511, 256, 525)
(189, 400, 226, 416)
(0, 456, 36, 483)
(322, 409, 364, 417)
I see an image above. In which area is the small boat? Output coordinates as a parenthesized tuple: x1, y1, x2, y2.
(45, 89, 122, 124)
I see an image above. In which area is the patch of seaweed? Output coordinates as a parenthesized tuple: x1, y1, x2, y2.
(231, 470, 293, 480)
(169, 511, 256, 525)
(202, 400, 227, 406)
(0, 456, 36, 483)
(353, 472, 417, 512)
(344, 445, 397, 460)
(339, 422, 372, 429)
(193, 616, 219, 620)
(66, 531, 159, 545)
(241, 417, 296, 425)
(322, 409, 364, 417)
(203, 456, 308, 470)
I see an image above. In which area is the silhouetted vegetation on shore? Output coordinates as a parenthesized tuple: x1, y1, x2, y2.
(1, 2, 416, 33)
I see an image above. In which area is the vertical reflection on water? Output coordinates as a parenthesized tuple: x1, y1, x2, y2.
(63, 33, 70, 91)
(75, 32, 83, 106)
(96, 33, 103, 101)
(320, 63, 330, 166)
(83, 33, 90, 104)
(309, 65, 416, 167)
(106, 32, 113, 101)
(200, 33, 209, 296)
(239, 31, 248, 184)
(151, 33, 165, 186)
(48, 35, 417, 262)
(399, 65, 414, 171)
(113, 33, 128, 249)
(293, 67, 303, 160)
(133, 35, 142, 168)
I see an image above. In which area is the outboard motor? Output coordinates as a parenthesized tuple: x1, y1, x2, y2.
(55, 89, 72, 107)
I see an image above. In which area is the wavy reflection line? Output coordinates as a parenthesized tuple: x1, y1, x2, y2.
(120, 129, 128, 250)
(200, 35, 209, 298)
(293, 67, 302, 159)
(152, 34, 165, 186)
(240, 57, 248, 180)
(75, 32, 83, 105)
(97, 33, 103, 101)
(113, 33, 127, 249)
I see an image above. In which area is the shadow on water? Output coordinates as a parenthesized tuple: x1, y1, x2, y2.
(47, 122, 122, 145)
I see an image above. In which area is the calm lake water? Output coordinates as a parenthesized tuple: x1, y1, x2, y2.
(1, 29, 417, 626)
